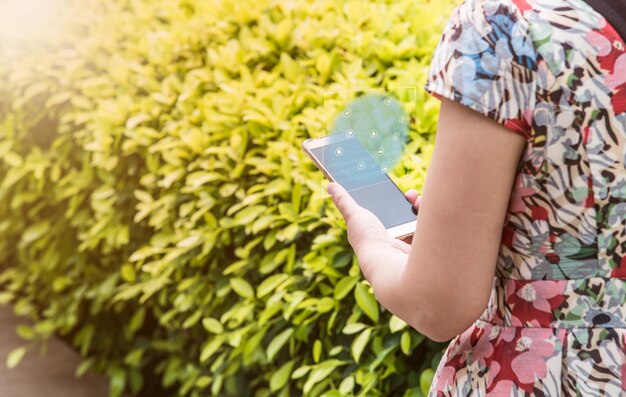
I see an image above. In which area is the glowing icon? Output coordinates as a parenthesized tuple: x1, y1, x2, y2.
(377, 148, 384, 156)
(399, 116, 407, 125)
(335, 147, 344, 156)
(384, 97, 392, 105)
(370, 129, 378, 138)
(357, 161, 365, 170)
(393, 132, 400, 141)
(346, 129, 354, 137)
(343, 109, 352, 118)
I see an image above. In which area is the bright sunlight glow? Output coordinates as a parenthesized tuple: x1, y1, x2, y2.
(0, 0, 66, 44)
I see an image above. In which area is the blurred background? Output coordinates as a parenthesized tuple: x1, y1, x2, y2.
(0, 0, 456, 395)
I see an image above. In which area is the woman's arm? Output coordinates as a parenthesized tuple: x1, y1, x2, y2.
(329, 97, 526, 342)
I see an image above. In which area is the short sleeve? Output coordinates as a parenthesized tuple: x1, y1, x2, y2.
(425, 0, 538, 139)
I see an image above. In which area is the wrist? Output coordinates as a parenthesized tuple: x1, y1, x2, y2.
(357, 248, 408, 306)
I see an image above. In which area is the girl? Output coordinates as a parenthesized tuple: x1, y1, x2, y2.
(329, 0, 626, 394)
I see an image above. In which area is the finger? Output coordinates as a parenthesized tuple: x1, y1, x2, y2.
(404, 189, 418, 205)
(327, 182, 360, 221)
(405, 189, 421, 210)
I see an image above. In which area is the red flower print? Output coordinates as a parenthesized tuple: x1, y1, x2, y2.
(514, 282, 562, 313)
(488, 328, 559, 394)
(509, 174, 535, 213)
(435, 365, 457, 393)
(585, 29, 613, 57)
(487, 379, 515, 396)
(605, 54, 626, 114)
(510, 329, 555, 384)
(612, 83, 626, 115)
(604, 54, 626, 90)
(610, 256, 626, 278)
(504, 280, 566, 327)
(471, 333, 495, 368)
(513, 0, 532, 13)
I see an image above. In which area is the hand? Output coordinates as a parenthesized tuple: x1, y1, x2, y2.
(327, 182, 414, 282)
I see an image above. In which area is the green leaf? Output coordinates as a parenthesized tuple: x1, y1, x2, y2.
(269, 360, 295, 391)
(176, 234, 202, 248)
(129, 308, 145, 333)
(124, 349, 144, 367)
(4, 152, 23, 167)
(316, 297, 335, 313)
(351, 328, 372, 363)
(34, 320, 55, 335)
(276, 223, 300, 242)
(333, 277, 357, 300)
(6, 347, 26, 369)
(257, 274, 289, 298)
(120, 264, 136, 283)
(401, 331, 411, 355)
(291, 365, 310, 379)
(303, 366, 335, 394)
(128, 246, 161, 262)
(200, 336, 225, 363)
(342, 322, 367, 335)
(110, 367, 127, 397)
(233, 205, 267, 225)
(202, 318, 224, 334)
(0, 292, 13, 305)
(389, 315, 408, 333)
(230, 278, 255, 299)
(368, 344, 396, 372)
(312, 339, 322, 363)
(420, 368, 435, 396)
(195, 376, 212, 389)
(75, 358, 94, 378)
(128, 369, 143, 394)
(329, 346, 342, 356)
(21, 222, 49, 245)
(354, 282, 379, 322)
(16, 325, 36, 340)
(186, 171, 223, 188)
(266, 328, 293, 361)
(339, 376, 355, 395)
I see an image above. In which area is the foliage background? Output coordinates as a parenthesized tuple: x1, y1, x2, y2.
(0, 0, 456, 395)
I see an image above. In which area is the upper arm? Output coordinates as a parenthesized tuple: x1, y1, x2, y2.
(401, 0, 537, 342)
(406, 97, 526, 341)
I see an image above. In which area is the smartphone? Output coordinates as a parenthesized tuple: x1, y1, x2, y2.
(302, 134, 418, 239)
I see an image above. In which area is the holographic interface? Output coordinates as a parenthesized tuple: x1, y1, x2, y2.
(310, 134, 416, 229)
(328, 93, 410, 174)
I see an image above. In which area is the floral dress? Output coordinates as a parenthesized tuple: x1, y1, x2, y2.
(424, 0, 626, 395)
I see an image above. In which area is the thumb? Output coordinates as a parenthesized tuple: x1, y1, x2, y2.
(327, 182, 360, 221)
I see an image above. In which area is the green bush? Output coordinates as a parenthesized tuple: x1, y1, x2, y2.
(0, 0, 455, 395)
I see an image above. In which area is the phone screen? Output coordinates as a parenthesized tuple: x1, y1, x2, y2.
(310, 136, 417, 228)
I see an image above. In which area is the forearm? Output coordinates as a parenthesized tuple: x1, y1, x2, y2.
(362, 248, 463, 342)
(358, 248, 431, 335)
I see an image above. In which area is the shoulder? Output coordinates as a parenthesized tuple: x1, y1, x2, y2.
(515, 0, 614, 79)
(427, 0, 540, 137)
(432, 0, 539, 76)
(455, 0, 527, 20)
(448, 0, 530, 32)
